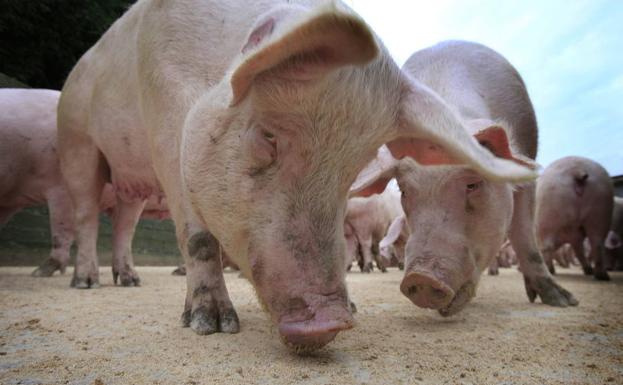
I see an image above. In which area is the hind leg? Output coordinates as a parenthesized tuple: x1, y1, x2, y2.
(60, 137, 107, 289)
(111, 197, 146, 286)
(32, 187, 75, 276)
(588, 236, 610, 281)
(570, 239, 592, 275)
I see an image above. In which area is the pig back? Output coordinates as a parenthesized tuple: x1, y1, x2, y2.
(402, 40, 538, 159)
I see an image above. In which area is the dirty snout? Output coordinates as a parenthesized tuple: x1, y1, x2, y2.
(249, 233, 354, 353)
(400, 236, 477, 317)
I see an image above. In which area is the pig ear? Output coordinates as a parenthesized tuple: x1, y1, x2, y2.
(380, 216, 407, 249)
(229, 4, 378, 106)
(385, 81, 537, 182)
(350, 145, 398, 197)
(472, 126, 538, 169)
(605, 230, 622, 250)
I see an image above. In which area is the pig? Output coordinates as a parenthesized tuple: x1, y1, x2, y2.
(343, 220, 360, 271)
(379, 215, 408, 270)
(345, 180, 403, 272)
(488, 240, 517, 275)
(0, 88, 169, 282)
(351, 41, 577, 317)
(0, 89, 74, 276)
(543, 243, 576, 274)
(58, 1, 534, 352)
(535, 156, 614, 280)
(604, 197, 623, 270)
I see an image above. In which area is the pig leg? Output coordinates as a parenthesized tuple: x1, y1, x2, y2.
(111, 197, 146, 286)
(570, 239, 592, 275)
(179, 226, 239, 335)
(588, 236, 609, 281)
(544, 251, 556, 275)
(62, 140, 107, 289)
(359, 238, 374, 273)
(32, 188, 75, 276)
(509, 184, 578, 307)
(488, 257, 499, 275)
(371, 243, 387, 273)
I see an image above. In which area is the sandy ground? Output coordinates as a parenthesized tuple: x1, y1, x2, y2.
(0, 266, 621, 385)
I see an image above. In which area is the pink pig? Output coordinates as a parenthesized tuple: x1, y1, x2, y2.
(0, 88, 169, 283)
(536, 156, 614, 280)
(57, 1, 533, 352)
(351, 41, 577, 316)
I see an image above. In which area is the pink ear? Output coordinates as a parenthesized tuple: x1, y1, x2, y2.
(385, 137, 460, 165)
(473, 126, 536, 168)
(352, 176, 392, 198)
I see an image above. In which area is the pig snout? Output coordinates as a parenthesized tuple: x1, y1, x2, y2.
(400, 271, 455, 309)
(278, 293, 354, 352)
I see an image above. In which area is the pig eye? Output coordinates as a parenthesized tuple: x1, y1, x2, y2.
(262, 131, 276, 143)
(466, 181, 482, 193)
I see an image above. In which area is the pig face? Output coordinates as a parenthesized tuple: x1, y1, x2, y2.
(395, 160, 514, 316)
(181, 5, 536, 351)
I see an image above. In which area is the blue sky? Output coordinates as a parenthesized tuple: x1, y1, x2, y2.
(348, 0, 623, 176)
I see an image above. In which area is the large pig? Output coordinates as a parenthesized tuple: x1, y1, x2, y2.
(0, 88, 169, 282)
(604, 197, 623, 270)
(345, 180, 403, 272)
(58, 1, 534, 351)
(352, 41, 577, 316)
(535, 156, 614, 280)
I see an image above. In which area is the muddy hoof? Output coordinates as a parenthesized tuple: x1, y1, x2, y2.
(349, 301, 358, 314)
(171, 266, 186, 276)
(31, 258, 64, 277)
(594, 271, 610, 281)
(70, 276, 100, 289)
(189, 305, 240, 335)
(113, 269, 141, 287)
(398, 262, 404, 271)
(523, 275, 578, 307)
(582, 266, 594, 275)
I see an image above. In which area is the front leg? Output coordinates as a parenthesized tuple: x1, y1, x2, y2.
(509, 183, 578, 307)
(180, 228, 240, 335)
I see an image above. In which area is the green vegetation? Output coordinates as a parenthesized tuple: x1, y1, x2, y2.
(0, 0, 135, 90)
(0, 206, 181, 266)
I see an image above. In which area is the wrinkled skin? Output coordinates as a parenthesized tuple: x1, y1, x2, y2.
(345, 182, 403, 273)
(59, 1, 534, 352)
(0, 89, 169, 283)
(352, 41, 577, 316)
(536, 156, 614, 280)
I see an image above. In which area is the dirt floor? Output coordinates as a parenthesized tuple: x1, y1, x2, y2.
(0, 266, 621, 385)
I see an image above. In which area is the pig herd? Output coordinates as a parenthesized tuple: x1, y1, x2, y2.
(0, 0, 620, 353)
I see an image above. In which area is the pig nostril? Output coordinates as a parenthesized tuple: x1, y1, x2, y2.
(407, 286, 418, 295)
(431, 288, 447, 299)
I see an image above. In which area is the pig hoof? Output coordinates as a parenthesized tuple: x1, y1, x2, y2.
(398, 263, 404, 271)
(180, 310, 191, 327)
(594, 271, 610, 281)
(70, 276, 100, 289)
(171, 266, 187, 276)
(31, 258, 63, 277)
(113, 269, 141, 286)
(349, 301, 357, 314)
(189, 304, 240, 335)
(582, 266, 593, 275)
(380, 266, 387, 273)
(523, 275, 578, 307)
(219, 308, 240, 334)
(488, 268, 499, 276)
